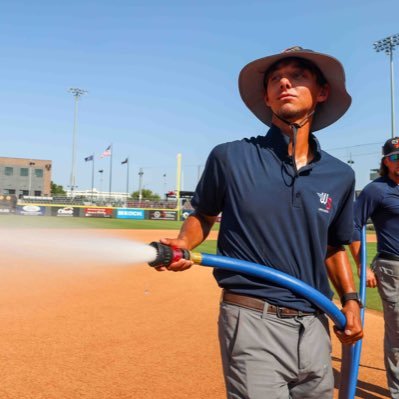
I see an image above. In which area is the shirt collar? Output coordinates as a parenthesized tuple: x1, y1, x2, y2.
(265, 124, 322, 164)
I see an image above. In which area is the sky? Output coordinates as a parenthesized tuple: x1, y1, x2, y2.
(0, 0, 398, 196)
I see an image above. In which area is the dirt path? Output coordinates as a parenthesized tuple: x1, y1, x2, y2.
(0, 229, 388, 398)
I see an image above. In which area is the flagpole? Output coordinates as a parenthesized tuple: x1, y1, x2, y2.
(109, 144, 113, 202)
(126, 157, 129, 199)
(176, 153, 182, 220)
(98, 170, 104, 199)
(91, 153, 95, 203)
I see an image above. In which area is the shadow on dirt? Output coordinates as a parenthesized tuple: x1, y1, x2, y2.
(333, 367, 390, 398)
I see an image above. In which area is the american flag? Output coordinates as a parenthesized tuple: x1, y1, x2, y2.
(100, 145, 112, 158)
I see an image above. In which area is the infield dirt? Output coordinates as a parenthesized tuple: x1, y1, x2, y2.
(0, 229, 389, 398)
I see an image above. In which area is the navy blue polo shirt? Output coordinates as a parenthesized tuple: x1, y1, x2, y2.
(192, 125, 355, 312)
(352, 176, 399, 256)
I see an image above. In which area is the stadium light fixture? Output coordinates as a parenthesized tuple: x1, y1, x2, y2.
(373, 34, 399, 138)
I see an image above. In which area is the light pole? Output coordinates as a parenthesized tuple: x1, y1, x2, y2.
(68, 87, 87, 196)
(121, 157, 129, 204)
(138, 168, 144, 206)
(28, 161, 35, 196)
(373, 34, 399, 138)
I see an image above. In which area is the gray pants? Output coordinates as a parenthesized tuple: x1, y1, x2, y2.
(372, 257, 399, 399)
(218, 301, 333, 399)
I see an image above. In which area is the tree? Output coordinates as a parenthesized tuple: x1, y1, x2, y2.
(131, 189, 160, 200)
(51, 181, 66, 196)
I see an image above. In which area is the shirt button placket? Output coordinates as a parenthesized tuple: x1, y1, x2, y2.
(293, 184, 302, 208)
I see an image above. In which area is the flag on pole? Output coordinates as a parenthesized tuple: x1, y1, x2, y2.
(84, 155, 94, 162)
(100, 145, 112, 158)
(121, 158, 128, 165)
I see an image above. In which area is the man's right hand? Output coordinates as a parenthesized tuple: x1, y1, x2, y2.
(357, 266, 377, 288)
(154, 238, 194, 272)
(365, 268, 378, 288)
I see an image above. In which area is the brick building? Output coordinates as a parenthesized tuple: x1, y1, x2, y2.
(0, 157, 52, 197)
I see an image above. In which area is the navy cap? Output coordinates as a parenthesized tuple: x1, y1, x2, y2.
(382, 137, 399, 157)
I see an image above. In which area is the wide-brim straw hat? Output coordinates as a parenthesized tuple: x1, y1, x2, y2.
(238, 46, 352, 131)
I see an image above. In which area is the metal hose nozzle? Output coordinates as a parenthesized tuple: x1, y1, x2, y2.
(148, 242, 191, 267)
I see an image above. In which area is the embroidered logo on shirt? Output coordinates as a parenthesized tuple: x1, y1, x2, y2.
(317, 192, 332, 213)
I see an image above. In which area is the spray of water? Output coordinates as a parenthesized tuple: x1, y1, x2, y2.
(0, 228, 157, 266)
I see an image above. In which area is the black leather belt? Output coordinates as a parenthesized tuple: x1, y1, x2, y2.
(222, 290, 318, 318)
(378, 252, 399, 261)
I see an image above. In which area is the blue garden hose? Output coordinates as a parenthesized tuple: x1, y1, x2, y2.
(149, 234, 367, 399)
(339, 226, 367, 399)
(196, 253, 346, 329)
(192, 230, 366, 399)
(352, 227, 367, 391)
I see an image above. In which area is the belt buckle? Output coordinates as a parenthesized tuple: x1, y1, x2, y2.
(297, 310, 305, 317)
(276, 306, 293, 319)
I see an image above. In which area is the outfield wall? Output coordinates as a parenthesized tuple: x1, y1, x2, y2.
(4, 204, 195, 221)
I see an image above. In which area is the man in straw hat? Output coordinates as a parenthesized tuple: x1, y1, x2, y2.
(350, 136, 399, 398)
(155, 46, 363, 398)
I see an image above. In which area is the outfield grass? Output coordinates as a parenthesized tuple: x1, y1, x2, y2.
(0, 215, 219, 230)
(195, 241, 217, 254)
(350, 242, 381, 311)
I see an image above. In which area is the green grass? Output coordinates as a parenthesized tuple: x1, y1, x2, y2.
(331, 243, 381, 312)
(196, 240, 217, 254)
(0, 215, 219, 231)
(346, 242, 382, 312)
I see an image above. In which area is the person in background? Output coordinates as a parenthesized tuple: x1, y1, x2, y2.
(350, 136, 399, 399)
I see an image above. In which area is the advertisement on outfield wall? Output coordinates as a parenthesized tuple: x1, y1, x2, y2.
(116, 208, 144, 219)
(84, 207, 113, 218)
(51, 207, 79, 217)
(16, 205, 46, 216)
(149, 210, 177, 221)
